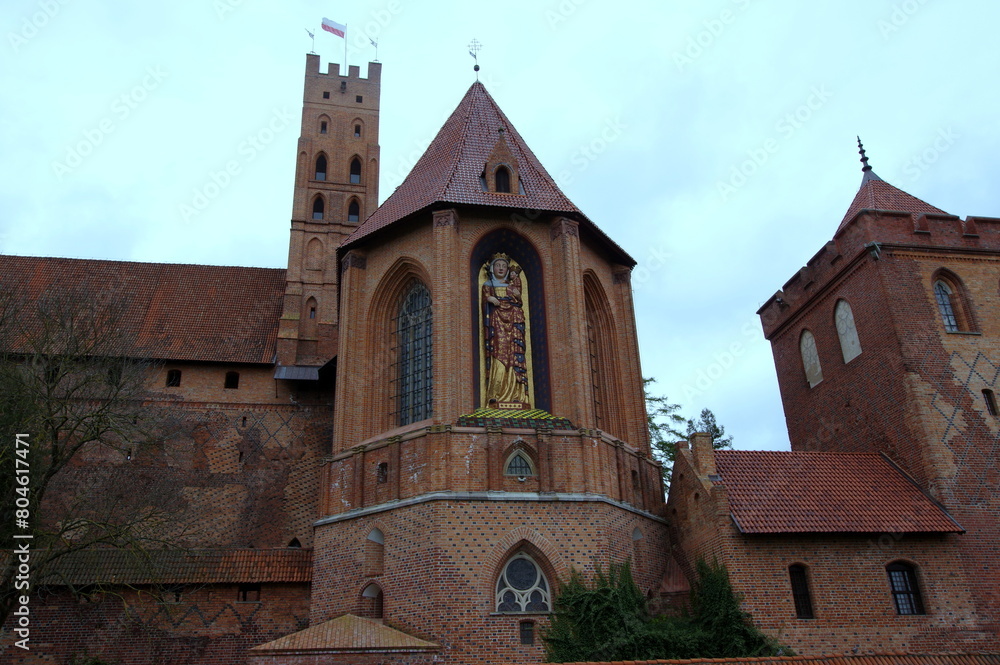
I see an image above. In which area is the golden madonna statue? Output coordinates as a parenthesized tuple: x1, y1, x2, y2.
(480, 253, 532, 409)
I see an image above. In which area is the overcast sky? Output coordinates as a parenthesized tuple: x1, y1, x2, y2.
(3, 1, 1000, 452)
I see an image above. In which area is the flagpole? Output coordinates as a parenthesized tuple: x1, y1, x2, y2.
(344, 25, 348, 74)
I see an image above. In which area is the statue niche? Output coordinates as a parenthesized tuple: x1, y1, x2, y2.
(480, 253, 533, 410)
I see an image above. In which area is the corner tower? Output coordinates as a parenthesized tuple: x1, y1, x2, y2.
(757, 143, 1000, 647)
(277, 55, 381, 370)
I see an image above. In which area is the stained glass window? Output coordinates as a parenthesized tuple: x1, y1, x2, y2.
(395, 282, 432, 425)
(506, 452, 533, 477)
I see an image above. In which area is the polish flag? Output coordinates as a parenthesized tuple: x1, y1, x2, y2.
(321, 18, 346, 38)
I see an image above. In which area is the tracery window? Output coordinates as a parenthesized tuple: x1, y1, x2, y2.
(496, 553, 550, 613)
(834, 300, 862, 363)
(394, 282, 432, 425)
(505, 452, 533, 477)
(799, 330, 823, 388)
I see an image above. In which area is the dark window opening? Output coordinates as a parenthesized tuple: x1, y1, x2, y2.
(356, 95, 363, 103)
(315, 154, 327, 181)
(354, 124, 361, 137)
(238, 583, 261, 603)
(288, 538, 302, 548)
(166, 369, 181, 387)
(350, 158, 362, 184)
(984, 389, 997, 416)
(322, 91, 330, 99)
(376, 462, 388, 484)
(631, 469, 640, 491)
(495, 166, 511, 193)
(506, 453, 532, 477)
(887, 562, 925, 615)
(519, 620, 535, 645)
(309, 306, 316, 319)
(320, 120, 328, 134)
(340, 81, 346, 92)
(348, 199, 360, 222)
(788, 564, 814, 619)
(312, 196, 324, 220)
(242, 416, 247, 427)
(225, 371, 240, 390)
(393, 282, 433, 426)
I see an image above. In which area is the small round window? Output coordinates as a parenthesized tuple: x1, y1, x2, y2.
(496, 553, 550, 613)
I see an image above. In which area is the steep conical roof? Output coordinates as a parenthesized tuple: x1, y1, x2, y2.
(343, 82, 631, 264)
(836, 146, 948, 233)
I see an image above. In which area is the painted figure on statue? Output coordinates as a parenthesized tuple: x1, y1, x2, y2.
(481, 253, 531, 409)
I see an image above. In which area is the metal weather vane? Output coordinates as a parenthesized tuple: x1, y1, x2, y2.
(305, 28, 316, 54)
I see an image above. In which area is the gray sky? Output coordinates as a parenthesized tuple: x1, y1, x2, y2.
(4, 0, 999, 451)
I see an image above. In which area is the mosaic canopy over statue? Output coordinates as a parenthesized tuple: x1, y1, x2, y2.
(480, 253, 533, 409)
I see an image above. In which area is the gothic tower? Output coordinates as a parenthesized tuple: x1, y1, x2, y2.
(757, 146, 1000, 646)
(297, 79, 668, 663)
(277, 55, 381, 370)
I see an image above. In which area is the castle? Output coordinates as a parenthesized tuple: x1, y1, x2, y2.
(2, 56, 998, 663)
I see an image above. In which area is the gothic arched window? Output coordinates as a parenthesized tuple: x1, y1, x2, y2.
(934, 280, 959, 332)
(350, 157, 362, 184)
(495, 166, 511, 193)
(315, 154, 327, 181)
(396, 282, 432, 425)
(799, 330, 823, 388)
(496, 553, 550, 613)
(505, 451, 533, 477)
(834, 300, 862, 363)
(312, 196, 324, 220)
(348, 198, 361, 222)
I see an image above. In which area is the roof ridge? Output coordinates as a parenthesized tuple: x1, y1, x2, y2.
(439, 82, 481, 198)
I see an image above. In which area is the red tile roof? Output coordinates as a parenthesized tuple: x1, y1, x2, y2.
(37, 548, 312, 585)
(714, 451, 963, 534)
(837, 171, 949, 233)
(542, 653, 1000, 665)
(343, 82, 634, 265)
(249, 614, 439, 654)
(0, 255, 285, 364)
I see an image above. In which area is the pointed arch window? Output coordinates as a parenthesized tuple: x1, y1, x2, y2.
(934, 280, 959, 332)
(495, 165, 511, 193)
(799, 330, 823, 388)
(505, 452, 533, 477)
(496, 552, 550, 613)
(365, 528, 385, 577)
(306, 238, 323, 269)
(315, 154, 327, 181)
(348, 199, 361, 222)
(350, 157, 362, 184)
(312, 196, 324, 220)
(834, 300, 862, 363)
(395, 282, 432, 425)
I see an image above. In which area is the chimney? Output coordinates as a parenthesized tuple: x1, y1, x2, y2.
(689, 432, 716, 478)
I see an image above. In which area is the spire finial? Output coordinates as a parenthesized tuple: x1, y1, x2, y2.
(857, 136, 872, 173)
(468, 39, 482, 80)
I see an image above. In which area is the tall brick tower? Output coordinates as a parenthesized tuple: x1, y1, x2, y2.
(277, 55, 381, 370)
(264, 78, 669, 664)
(757, 143, 1000, 646)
